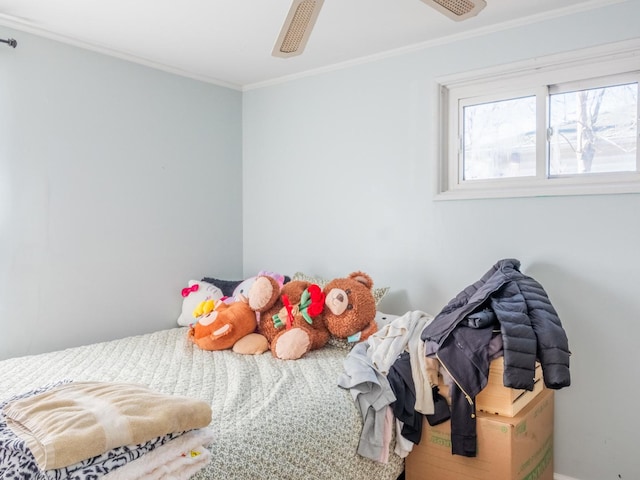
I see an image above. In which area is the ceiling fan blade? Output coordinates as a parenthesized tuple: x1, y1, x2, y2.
(272, 0, 324, 58)
(419, 0, 487, 21)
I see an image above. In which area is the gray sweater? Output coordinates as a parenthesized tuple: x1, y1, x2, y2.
(337, 341, 396, 461)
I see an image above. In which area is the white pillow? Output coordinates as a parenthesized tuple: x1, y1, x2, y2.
(177, 280, 223, 326)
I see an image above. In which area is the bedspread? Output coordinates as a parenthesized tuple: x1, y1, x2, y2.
(0, 328, 404, 480)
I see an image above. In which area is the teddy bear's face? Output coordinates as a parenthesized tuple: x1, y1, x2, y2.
(323, 273, 376, 339)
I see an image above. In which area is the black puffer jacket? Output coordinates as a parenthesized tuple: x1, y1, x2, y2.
(421, 258, 571, 456)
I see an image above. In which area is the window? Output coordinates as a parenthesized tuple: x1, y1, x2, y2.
(438, 39, 640, 199)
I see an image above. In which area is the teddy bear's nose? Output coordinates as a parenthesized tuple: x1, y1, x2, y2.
(336, 293, 345, 302)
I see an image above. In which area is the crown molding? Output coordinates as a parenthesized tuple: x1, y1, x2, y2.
(0, 14, 242, 91)
(0, 0, 630, 91)
(243, 0, 629, 91)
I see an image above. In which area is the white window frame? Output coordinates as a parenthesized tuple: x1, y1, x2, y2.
(436, 38, 640, 200)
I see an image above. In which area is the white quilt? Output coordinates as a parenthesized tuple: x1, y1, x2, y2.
(0, 328, 404, 480)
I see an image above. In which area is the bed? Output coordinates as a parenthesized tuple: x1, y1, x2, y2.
(0, 326, 405, 480)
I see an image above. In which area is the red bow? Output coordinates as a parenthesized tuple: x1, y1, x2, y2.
(181, 284, 199, 297)
(281, 294, 295, 330)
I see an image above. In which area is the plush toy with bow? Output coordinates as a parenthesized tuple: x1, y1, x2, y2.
(248, 271, 377, 360)
(188, 283, 281, 354)
(249, 277, 328, 360)
(177, 280, 223, 327)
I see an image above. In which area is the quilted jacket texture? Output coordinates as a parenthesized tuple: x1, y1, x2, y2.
(420, 258, 571, 456)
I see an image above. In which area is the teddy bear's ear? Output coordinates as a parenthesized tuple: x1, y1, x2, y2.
(248, 276, 281, 312)
(349, 271, 373, 290)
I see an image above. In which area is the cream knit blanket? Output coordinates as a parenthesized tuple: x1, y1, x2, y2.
(2, 381, 212, 470)
(103, 428, 215, 480)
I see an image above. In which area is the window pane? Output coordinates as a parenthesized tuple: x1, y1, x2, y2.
(462, 96, 537, 180)
(549, 82, 638, 175)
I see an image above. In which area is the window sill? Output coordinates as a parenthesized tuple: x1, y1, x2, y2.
(436, 175, 640, 200)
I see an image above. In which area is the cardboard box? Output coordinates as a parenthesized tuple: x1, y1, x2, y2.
(405, 388, 554, 480)
(439, 357, 544, 417)
(476, 357, 544, 416)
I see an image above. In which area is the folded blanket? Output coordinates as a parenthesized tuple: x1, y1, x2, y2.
(103, 428, 214, 480)
(1, 382, 200, 480)
(45, 431, 184, 480)
(0, 382, 70, 480)
(3, 381, 212, 471)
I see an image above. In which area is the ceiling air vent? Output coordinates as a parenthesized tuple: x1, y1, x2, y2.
(272, 0, 324, 58)
(420, 0, 487, 21)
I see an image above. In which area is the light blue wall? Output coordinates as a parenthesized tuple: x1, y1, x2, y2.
(243, 2, 640, 479)
(0, 28, 243, 359)
(1, 1, 639, 478)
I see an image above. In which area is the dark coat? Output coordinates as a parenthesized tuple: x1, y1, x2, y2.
(421, 258, 571, 456)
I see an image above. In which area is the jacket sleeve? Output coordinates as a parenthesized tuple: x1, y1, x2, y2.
(490, 281, 538, 390)
(518, 276, 571, 389)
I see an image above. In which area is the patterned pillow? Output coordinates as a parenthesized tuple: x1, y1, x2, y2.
(291, 272, 389, 305)
(326, 336, 354, 350)
(325, 311, 400, 351)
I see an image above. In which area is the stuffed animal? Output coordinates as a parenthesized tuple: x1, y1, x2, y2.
(323, 271, 378, 343)
(188, 272, 295, 354)
(232, 332, 269, 355)
(248, 271, 378, 360)
(193, 299, 215, 318)
(177, 280, 224, 327)
(188, 285, 280, 353)
(249, 276, 328, 360)
(202, 271, 289, 305)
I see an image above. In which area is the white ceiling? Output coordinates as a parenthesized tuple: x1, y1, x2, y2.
(0, 0, 620, 90)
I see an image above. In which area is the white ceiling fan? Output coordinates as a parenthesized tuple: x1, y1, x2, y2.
(272, 0, 487, 58)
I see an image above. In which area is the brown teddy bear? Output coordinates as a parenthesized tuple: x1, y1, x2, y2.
(249, 277, 328, 360)
(323, 271, 378, 343)
(248, 271, 378, 360)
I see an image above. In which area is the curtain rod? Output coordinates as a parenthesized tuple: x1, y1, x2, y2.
(1, 38, 17, 48)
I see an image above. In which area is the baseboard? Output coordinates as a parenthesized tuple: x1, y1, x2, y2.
(554, 474, 581, 480)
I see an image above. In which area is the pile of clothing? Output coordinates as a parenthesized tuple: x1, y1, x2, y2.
(338, 310, 439, 461)
(0, 380, 214, 479)
(339, 258, 571, 460)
